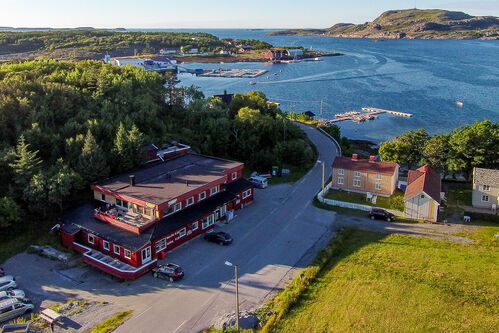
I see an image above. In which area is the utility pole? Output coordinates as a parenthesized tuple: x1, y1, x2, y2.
(235, 265, 240, 333)
(320, 99, 324, 121)
(322, 162, 325, 194)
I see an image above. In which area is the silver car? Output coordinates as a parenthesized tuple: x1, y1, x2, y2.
(0, 289, 25, 301)
(0, 276, 17, 292)
(0, 298, 34, 323)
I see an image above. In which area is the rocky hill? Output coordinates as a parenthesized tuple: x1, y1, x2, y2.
(268, 9, 499, 39)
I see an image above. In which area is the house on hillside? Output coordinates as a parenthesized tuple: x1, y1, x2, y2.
(238, 45, 253, 52)
(472, 167, 498, 211)
(212, 90, 234, 105)
(286, 49, 304, 58)
(404, 166, 442, 222)
(59, 150, 254, 280)
(304, 111, 316, 119)
(261, 50, 287, 60)
(331, 155, 399, 197)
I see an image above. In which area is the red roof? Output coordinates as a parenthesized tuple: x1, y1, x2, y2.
(332, 156, 398, 175)
(404, 166, 441, 202)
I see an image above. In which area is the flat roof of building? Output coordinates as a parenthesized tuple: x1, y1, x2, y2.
(95, 153, 243, 205)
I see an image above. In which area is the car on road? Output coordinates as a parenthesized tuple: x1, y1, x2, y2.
(368, 208, 395, 222)
(0, 289, 25, 301)
(0, 298, 34, 323)
(0, 276, 17, 292)
(204, 231, 233, 245)
(152, 263, 184, 282)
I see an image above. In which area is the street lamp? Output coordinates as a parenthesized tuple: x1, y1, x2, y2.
(225, 260, 239, 333)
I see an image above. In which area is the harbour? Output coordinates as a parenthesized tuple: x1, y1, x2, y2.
(321, 107, 413, 124)
(197, 68, 268, 78)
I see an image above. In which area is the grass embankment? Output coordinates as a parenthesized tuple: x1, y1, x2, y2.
(91, 310, 133, 333)
(325, 189, 405, 212)
(265, 228, 498, 332)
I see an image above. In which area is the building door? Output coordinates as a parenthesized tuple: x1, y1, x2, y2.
(215, 208, 220, 220)
(141, 246, 151, 264)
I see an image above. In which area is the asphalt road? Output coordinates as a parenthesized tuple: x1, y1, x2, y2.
(115, 124, 340, 333)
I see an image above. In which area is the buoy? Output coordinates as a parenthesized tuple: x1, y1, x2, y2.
(280, 69, 282, 72)
(267, 76, 270, 79)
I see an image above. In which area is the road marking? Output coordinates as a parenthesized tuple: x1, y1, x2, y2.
(172, 320, 188, 333)
(131, 304, 154, 321)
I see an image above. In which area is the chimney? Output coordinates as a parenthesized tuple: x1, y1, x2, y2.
(185, 180, 189, 187)
(129, 175, 136, 187)
(352, 154, 358, 161)
(369, 155, 375, 163)
(423, 166, 429, 173)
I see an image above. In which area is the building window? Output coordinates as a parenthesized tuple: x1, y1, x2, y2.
(178, 228, 186, 238)
(113, 244, 120, 255)
(376, 174, 382, 180)
(116, 199, 128, 209)
(103, 240, 110, 251)
(191, 221, 198, 231)
(353, 179, 361, 187)
(242, 189, 252, 199)
(88, 234, 94, 245)
(482, 195, 489, 202)
(202, 214, 215, 229)
(124, 249, 131, 259)
(156, 238, 166, 252)
(232, 172, 237, 180)
(483, 185, 490, 191)
(354, 171, 361, 178)
(375, 183, 382, 190)
(186, 197, 194, 207)
(338, 169, 344, 175)
(198, 191, 206, 201)
(338, 177, 344, 185)
(210, 186, 219, 196)
(165, 202, 182, 216)
(101, 193, 105, 201)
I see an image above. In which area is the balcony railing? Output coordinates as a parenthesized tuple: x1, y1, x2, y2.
(94, 205, 157, 234)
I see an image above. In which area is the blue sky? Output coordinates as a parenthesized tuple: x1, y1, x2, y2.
(1, 0, 498, 28)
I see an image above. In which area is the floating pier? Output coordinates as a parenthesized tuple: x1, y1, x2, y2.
(320, 107, 413, 124)
(197, 69, 268, 78)
(361, 107, 413, 117)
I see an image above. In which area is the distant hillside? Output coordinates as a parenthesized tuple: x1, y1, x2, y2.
(267, 9, 499, 39)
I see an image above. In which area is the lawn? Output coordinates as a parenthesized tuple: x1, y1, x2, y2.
(91, 310, 132, 333)
(270, 229, 498, 333)
(325, 189, 405, 212)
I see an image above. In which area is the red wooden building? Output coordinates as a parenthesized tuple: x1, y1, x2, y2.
(60, 152, 254, 280)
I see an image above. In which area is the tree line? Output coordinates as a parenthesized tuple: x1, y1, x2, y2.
(378, 121, 499, 178)
(0, 60, 316, 230)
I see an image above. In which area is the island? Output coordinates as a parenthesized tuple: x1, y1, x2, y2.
(267, 9, 499, 40)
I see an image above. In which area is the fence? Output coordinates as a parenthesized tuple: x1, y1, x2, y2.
(317, 127, 342, 157)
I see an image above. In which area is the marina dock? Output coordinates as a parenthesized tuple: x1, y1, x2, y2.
(320, 107, 413, 125)
(197, 69, 268, 78)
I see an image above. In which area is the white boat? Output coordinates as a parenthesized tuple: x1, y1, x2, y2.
(456, 100, 464, 107)
(314, 57, 320, 61)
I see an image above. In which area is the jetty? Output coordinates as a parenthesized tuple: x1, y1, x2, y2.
(197, 69, 267, 78)
(320, 107, 413, 125)
(361, 107, 413, 117)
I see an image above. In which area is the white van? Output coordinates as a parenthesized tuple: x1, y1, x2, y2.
(0, 276, 16, 292)
(0, 298, 34, 323)
(248, 176, 268, 189)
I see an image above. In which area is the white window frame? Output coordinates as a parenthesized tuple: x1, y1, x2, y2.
(113, 244, 120, 255)
(376, 174, 382, 180)
(481, 195, 489, 202)
(88, 234, 94, 245)
(198, 191, 206, 201)
(202, 214, 215, 229)
(101, 193, 105, 202)
(354, 171, 361, 178)
(116, 198, 128, 210)
(103, 240, 110, 251)
(124, 249, 131, 259)
(338, 169, 344, 175)
(186, 196, 194, 207)
(353, 179, 361, 187)
(232, 172, 237, 180)
(242, 189, 252, 199)
(375, 183, 382, 190)
(483, 185, 490, 191)
(338, 177, 344, 185)
(141, 246, 151, 263)
(210, 186, 219, 196)
(165, 202, 182, 216)
(191, 221, 198, 231)
(156, 238, 166, 252)
(178, 228, 186, 238)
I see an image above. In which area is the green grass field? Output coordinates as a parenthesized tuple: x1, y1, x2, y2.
(325, 189, 405, 212)
(270, 229, 498, 333)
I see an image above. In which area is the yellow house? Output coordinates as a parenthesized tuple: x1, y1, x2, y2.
(404, 166, 441, 222)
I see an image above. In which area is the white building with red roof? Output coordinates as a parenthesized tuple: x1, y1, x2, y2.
(404, 165, 442, 222)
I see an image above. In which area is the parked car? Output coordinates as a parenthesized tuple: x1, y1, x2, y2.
(204, 231, 233, 245)
(0, 298, 34, 323)
(152, 263, 184, 282)
(248, 176, 268, 189)
(0, 276, 17, 292)
(368, 208, 395, 222)
(0, 289, 25, 301)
